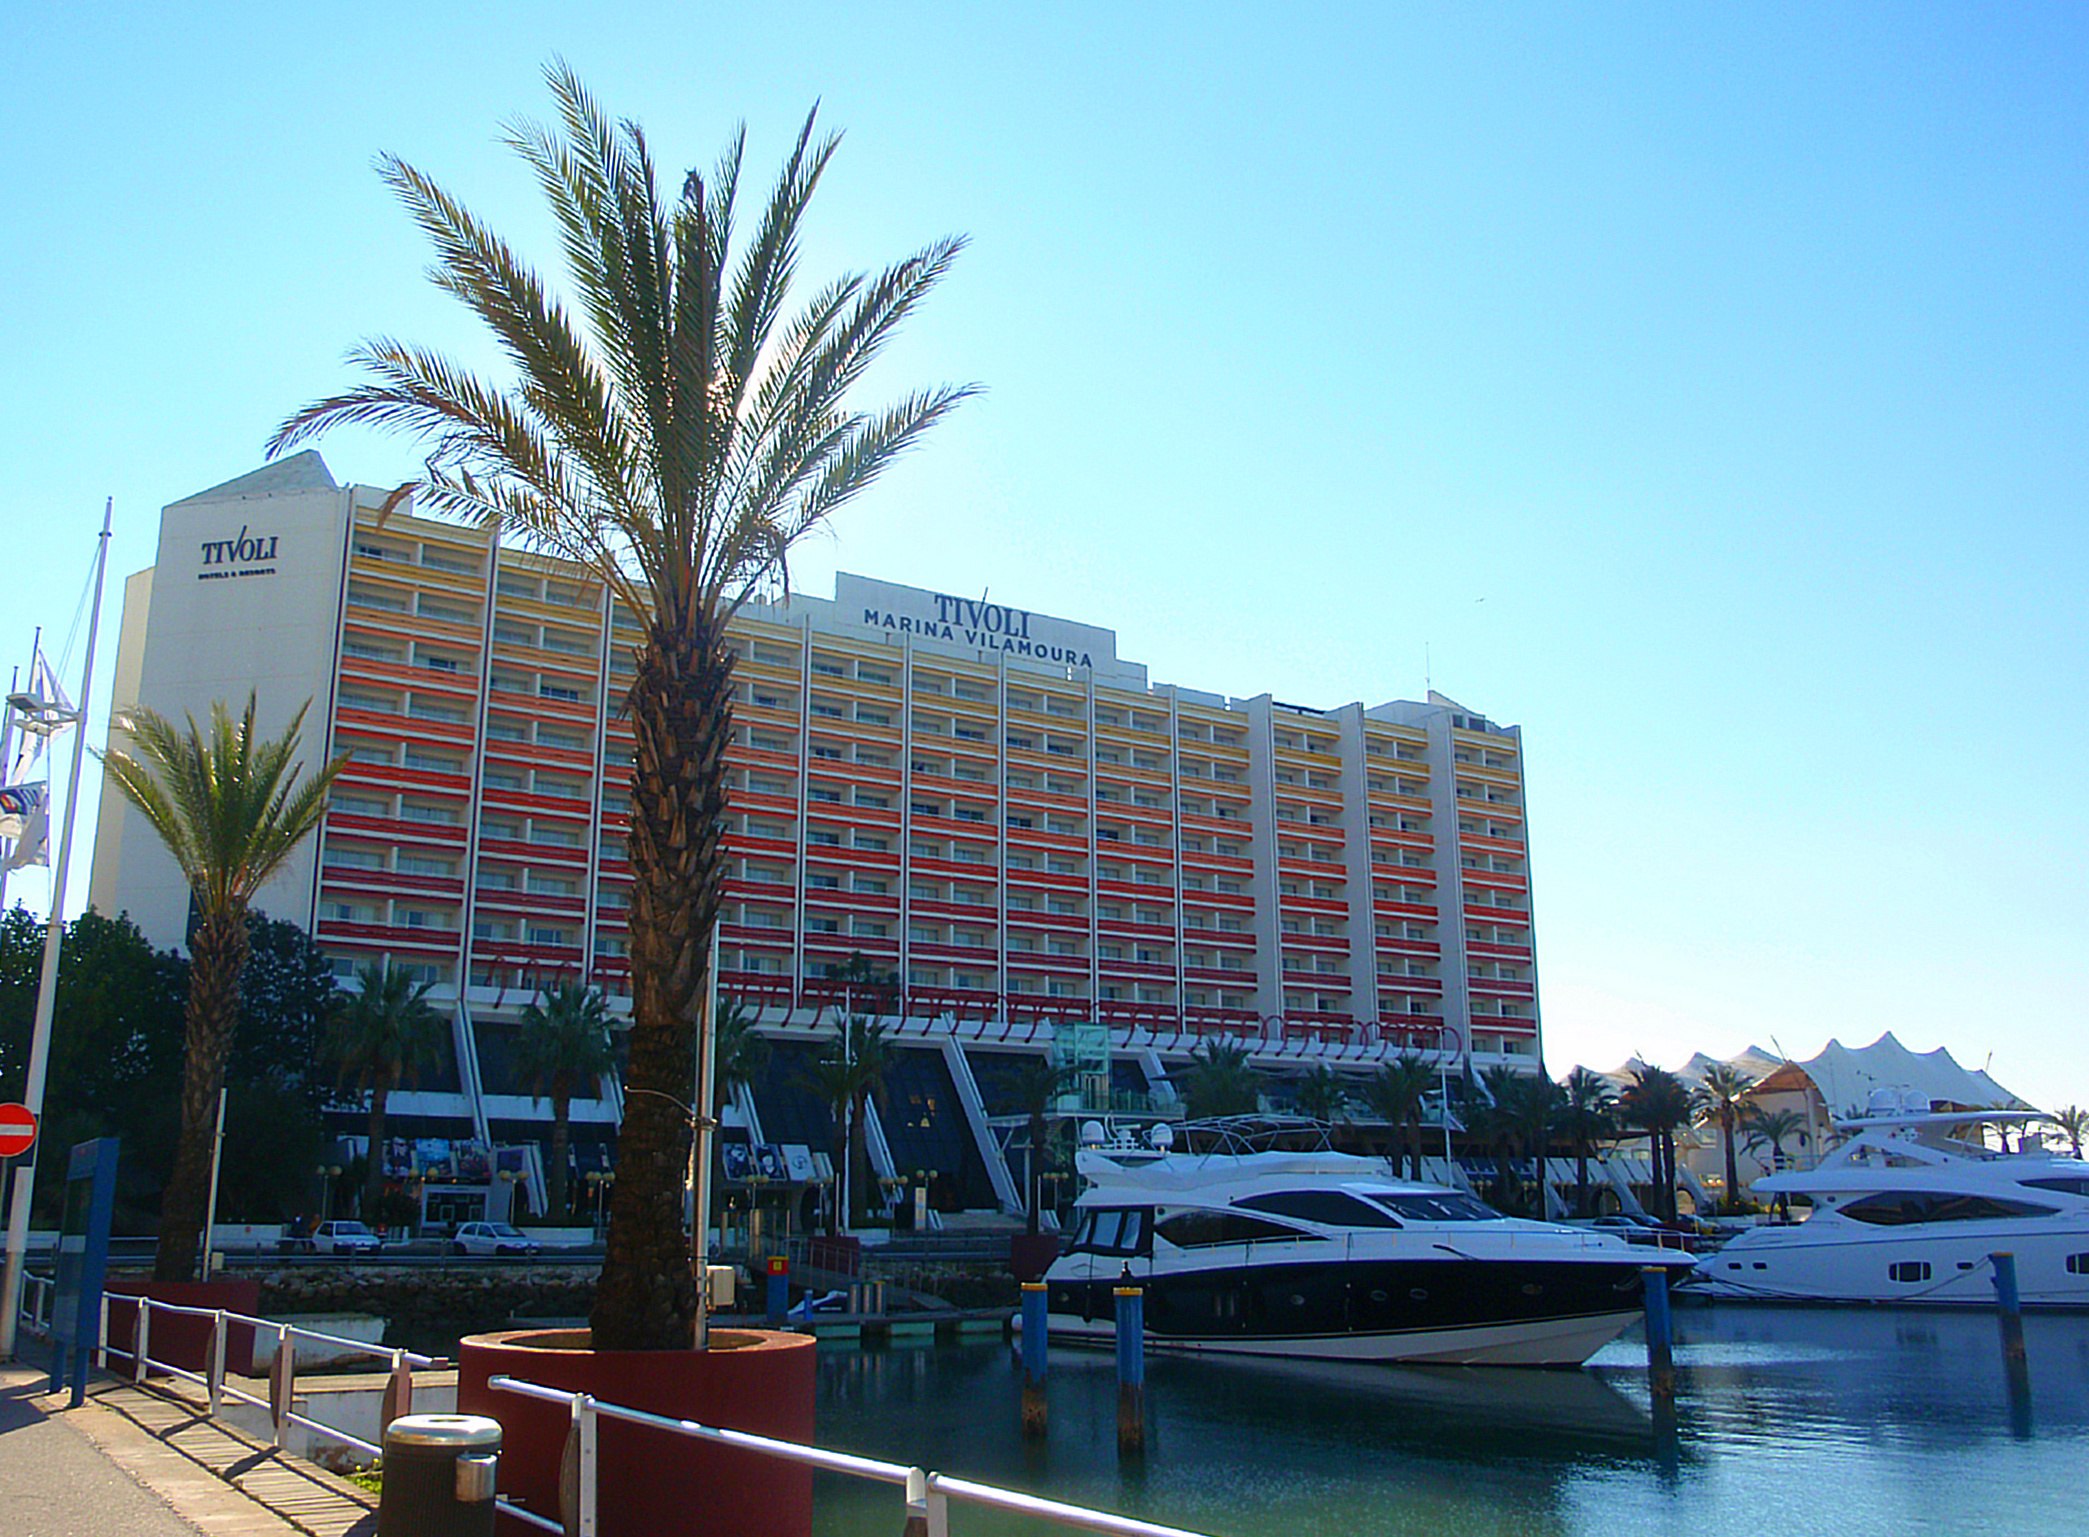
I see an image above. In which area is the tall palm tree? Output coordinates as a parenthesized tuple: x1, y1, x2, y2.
(2047, 1105, 2088, 1160)
(1364, 1055, 1436, 1179)
(1006, 1057, 1075, 1236)
(1619, 1066, 1693, 1221)
(1181, 1039, 1261, 1119)
(1506, 1071, 1564, 1217)
(270, 67, 974, 1349)
(1559, 1067, 1618, 1218)
(326, 963, 447, 1226)
(1463, 1067, 1529, 1214)
(100, 693, 341, 1281)
(1292, 1064, 1349, 1125)
(1695, 1062, 1756, 1215)
(802, 1014, 894, 1232)
(512, 981, 615, 1221)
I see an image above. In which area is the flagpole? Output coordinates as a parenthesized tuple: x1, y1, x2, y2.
(0, 502, 111, 1360)
(0, 664, 18, 917)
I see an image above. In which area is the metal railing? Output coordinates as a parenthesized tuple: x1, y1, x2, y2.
(95, 1292, 448, 1461)
(18, 1280, 1208, 1537)
(488, 1373, 1211, 1537)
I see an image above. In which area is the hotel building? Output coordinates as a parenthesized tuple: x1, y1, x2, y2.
(89, 455, 1543, 1219)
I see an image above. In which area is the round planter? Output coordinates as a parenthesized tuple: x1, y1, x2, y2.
(458, 1327, 815, 1537)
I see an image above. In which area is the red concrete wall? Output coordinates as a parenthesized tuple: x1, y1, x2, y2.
(458, 1327, 816, 1537)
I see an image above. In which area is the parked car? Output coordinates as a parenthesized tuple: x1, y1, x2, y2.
(293, 1220, 383, 1256)
(449, 1221, 542, 1258)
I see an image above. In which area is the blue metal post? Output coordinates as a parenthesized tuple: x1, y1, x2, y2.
(1642, 1265, 1675, 1399)
(1020, 1282, 1048, 1439)
(1114, 1285, 1145, 1456)
(1990, 1250, 2031, 1433)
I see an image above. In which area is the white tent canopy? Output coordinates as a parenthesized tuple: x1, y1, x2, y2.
(1795, 1032, 2026, 1115)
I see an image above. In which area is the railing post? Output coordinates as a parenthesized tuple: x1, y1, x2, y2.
(1114, 1285, 1146, 1456)
(207, 1309, 227, 1415)
(95, 1292, 108, 1370)
(382, 1347, 413, 1430)
(575, 1392, 598, 1537)
(1642, 1265, 1676, 1399)
(1019, 1281, 1048, 1439)
(134, 1299, 152, 1384)
(269, 1325, 293, 1448)
(902, 1466, 929, 1537)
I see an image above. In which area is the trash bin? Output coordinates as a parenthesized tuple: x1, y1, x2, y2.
(379, 1413, 501, 1537)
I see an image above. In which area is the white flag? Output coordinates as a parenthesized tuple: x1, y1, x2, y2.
(0, 781, 48, 870)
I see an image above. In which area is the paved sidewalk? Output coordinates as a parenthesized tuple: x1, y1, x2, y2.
(0, 1364, 376, 1537)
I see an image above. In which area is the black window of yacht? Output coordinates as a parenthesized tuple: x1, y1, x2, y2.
(2067, 1254, 2089, 1275)
(1369, 1192, 1501, 1223)
(1889, 1261, 1932, 1283)
(1236, 1191, 1404, 1228)
(1070, 1207, 1151, 1256)
(1155, 1210, 1308, 1248)
(2022, 1177, 2089, 1198)
(1839, 1192, 2058, 1226)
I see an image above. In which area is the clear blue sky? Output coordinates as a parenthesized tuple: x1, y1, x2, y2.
(4, 5, 2084, 1101)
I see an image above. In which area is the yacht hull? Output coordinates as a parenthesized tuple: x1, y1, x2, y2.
(1045, 1257, 1663, 1368)
(1689, 1223, 2089, 1307)
(1046, 1307, 1644, 1367)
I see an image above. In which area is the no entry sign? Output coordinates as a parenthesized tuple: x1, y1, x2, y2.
(0, 1103, 36, 1159)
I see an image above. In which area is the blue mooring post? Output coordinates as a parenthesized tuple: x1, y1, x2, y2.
(766, 1255, 789, 1328)
(1990, 1250, 2032, 1434)
(1020, 1282, 1049, 1439)
(1114, 1285, 1146, 1456)
(1989, 1251, 2026, 1361)
(1642, 1265, 1676, 1399)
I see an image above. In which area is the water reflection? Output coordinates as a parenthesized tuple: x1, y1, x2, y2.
(812, 1307, 2089, 1536)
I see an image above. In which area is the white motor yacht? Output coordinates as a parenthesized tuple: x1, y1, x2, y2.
(1689, 1103, 2089, 1307)
(1043, 1120, 1692, 1368)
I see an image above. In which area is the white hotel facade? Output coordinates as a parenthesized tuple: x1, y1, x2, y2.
(88, 455, 1544, 1216)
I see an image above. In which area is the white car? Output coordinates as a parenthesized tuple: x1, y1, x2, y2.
(301, 1220, 383, 1256)
(449, 1221, 542, 1258)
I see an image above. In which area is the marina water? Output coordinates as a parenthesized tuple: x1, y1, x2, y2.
(809, 1306, 2089, 1535)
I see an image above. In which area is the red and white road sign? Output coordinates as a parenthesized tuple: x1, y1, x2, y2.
(0, 1103, 36, 1159)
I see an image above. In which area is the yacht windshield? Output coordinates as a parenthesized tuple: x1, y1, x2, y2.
(1367, 1192, 1501, 1223)
(1838, 1192, 2058, 1225)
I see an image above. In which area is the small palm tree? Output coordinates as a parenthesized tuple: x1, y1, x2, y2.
(1741, 1105, 1806, 1218)
(326, 963, 447, 1225)
(710, 996, 772, 1116)
(512, 981, 615, 1221)
(1559, 1067, 1618, 1217)
(1462, 1068, 1527, 1213)
(1181, 1039, 1261, 1119)
(1292, 1064, 1349, 1125)
(100, 693, 342, 1281)
(1364, 1055, 1436, 1179)
(1695, 1062, 1757, 1214)
(1507, 1071, 1564, 1216)
(271, 66, 973, 1349)
(802, 1013, 894, 1232)
(2047, 1105, 2088, 1160)
(1007, 1057, 1075, 1236)
(1619, 1065, 1693, 1220)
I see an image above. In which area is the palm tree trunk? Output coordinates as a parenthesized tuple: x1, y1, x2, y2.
(153, 908, 249, 1282)
(549, 1090, 572, 1222)
(1722, 1110, 1740, 1215)
(364, 1081, 391, 1227)
(1575, 1143, 1590, 1218)
(848, 1090, 870, 1228)
(592, 617, 731, 1351)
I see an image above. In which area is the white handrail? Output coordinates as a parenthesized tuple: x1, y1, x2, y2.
(487, 1372, 1214, 1537)
(90, 1293, 445, 1459)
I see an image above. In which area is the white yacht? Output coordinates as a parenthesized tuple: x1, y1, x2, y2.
(1689, 1103, 2089, 1307)
(1043, 1121, 1692, 1368)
